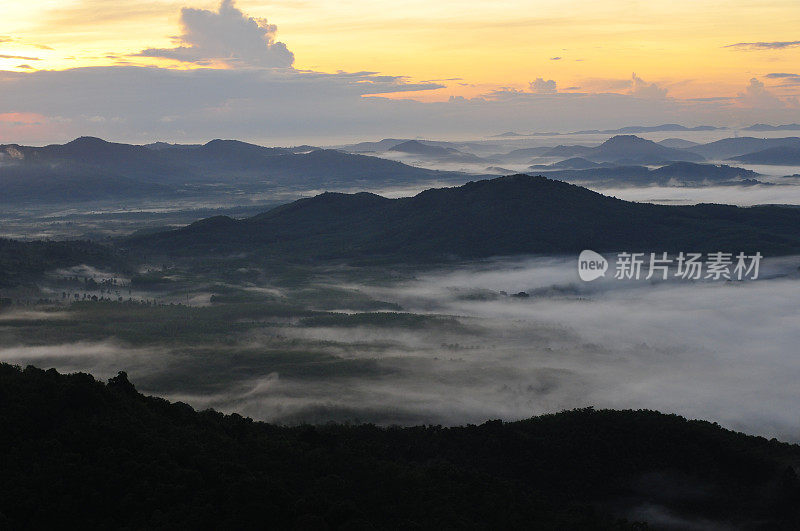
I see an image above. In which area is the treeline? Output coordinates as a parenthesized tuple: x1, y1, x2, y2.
(1, 363, 799, 529)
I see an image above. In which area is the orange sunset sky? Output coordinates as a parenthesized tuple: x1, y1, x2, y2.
(1, 0, 799, 142)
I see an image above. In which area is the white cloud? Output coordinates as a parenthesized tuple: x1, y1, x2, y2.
(529, 77, 557, 94)
(737, 77, 797, 108)
(629, 73, 668, 99)
(136, 0, 294, 68)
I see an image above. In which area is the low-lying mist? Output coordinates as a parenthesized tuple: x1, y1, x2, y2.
(2, 256, 800, 441)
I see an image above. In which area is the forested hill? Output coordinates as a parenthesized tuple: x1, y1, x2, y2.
(129, 174, 800, 260)
(1, 363, 799, 529)
(0, 239, 122, 287)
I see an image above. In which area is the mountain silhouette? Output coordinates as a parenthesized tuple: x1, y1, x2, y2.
(3, 363, 799, 529)
(0, 137, 458, 203)
(129, 174, 800, 260)
(732, 146, 800, 165)
(533, 162, 761, 186)
(686, 137, 800, 160)
(587, 135, 704, 163)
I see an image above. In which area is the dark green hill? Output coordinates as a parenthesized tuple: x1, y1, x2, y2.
(0, 363, 798, 529)
(0, 239, 122, 287)
(0, 162, 175, 204)
(129, 174, 800, 260)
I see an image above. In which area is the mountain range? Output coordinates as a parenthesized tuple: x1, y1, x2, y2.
(530, 161, 763, 186)
(387, 140, 484, 163)
(0, 137, 462, 204)
(683, 137, 800, 160)
(732, 146, 800, 165)
(128, 174, 800, 261)
(742, 123, 800, 132)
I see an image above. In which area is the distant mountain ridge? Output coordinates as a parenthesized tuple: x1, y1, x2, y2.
(537, 135, 704, 164)
(742, 123, 800, 132)
(731, 146, 800, 165)
(573, 124, 723, 134)
(387, 140, 484, 163)
(685, 137, 800, 160)
(0, 137, 464, 204)
(129, 174, 800, 261)
(531, 162, 762, 186)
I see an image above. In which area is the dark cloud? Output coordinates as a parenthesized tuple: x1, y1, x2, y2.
(765, 73, 800, 79)
(726, 40, 800, 50)
(764, 73, 800, 86)
(135, 0, 294, 68)
(15, 64, 33, 70)
(550, 56, 561, 60)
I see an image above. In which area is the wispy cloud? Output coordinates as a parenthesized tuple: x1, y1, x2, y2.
(0, 54, 41, 61)
(765, 73, 800, 78)
(726, 40, 800, 50)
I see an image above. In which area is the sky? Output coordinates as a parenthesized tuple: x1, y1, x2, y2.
(1, 0, 800, 144)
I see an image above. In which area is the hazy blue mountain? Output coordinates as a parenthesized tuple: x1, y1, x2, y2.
(490, 146, 554, 162)
(742, 123, 800, 131)
(649, 162, 761, 182)
(0, 138, 465, 201)
(586, 135, 705, 164)
(658, 138, 700, 149)
(144, 141, 202, 151)
(533, 136, 704, 164)
(0, 137, 191, 182)
(0, 163, 175, 204)
(573, 124, 723, 134)
(529, 157, 604, 170)
(530, 162, 761, 186)
(731, 146, 800, 165)
(484, 165, 516, 174)
(338, 138, 409, 152)
(129, 174, 800, 260)
(686, 137, 800, 160)
(387, 140, 485, 163)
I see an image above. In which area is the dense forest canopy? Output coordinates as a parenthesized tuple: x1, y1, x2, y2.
(1, 363, 798, 529)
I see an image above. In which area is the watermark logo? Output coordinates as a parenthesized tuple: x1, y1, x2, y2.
(578, 251, 762, 282)
(578, 249, 608, 281)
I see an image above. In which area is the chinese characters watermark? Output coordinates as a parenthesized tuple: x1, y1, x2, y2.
(578, 250, 762, 282)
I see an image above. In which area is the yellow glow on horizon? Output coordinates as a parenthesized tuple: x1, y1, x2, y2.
(2, 0, 799, 99)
